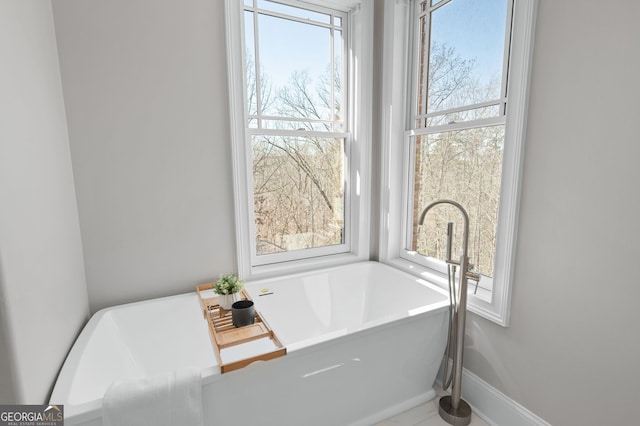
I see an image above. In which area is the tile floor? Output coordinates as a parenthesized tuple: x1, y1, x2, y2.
(375, 388, 490, 426)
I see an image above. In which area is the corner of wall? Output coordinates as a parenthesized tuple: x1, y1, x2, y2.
(0, 0, 90, 404)
(0, 265, 19, 403)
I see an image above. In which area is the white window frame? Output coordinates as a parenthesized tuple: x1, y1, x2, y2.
(225, 0, 372, 280)
(379, 0, 537, 326)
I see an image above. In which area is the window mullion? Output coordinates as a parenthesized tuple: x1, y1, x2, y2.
(418, 98, 507, 120)
(252, 8, 263, 129)
(254, 9, 337, 30)
(501, 0, 515, 114)
(418, 4, 430, 129)
(408, 115, 506, 137)
(427, 0, 453, 13)
(247, 128, 350, 139)
(330, 23, 335, 132)
(247, 113, 345, 125)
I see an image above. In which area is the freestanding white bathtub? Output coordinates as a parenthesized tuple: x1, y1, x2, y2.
(50, 261, 449, 425)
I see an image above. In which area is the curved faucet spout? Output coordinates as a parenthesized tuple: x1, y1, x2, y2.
(418, 199, 470, 258)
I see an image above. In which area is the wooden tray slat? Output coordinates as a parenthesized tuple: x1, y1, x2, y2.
(196, 283, 286, 373)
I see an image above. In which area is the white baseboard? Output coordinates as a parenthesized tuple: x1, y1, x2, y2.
(438, 367, 551, 426)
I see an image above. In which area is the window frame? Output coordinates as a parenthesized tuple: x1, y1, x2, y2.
(379, 0, 537, 326)
(225, 0, 373, 280)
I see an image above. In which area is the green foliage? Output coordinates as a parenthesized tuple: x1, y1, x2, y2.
(213, 273, 243, 295)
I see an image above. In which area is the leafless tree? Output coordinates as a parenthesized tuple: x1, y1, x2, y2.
(250, 43, 502, 278)
(413, 44, 503, 278)
(252, 64, 343, 254)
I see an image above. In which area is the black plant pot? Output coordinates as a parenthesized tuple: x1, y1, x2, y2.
(231, 300, 255, 327)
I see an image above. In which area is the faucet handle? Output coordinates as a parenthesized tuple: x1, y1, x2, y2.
(466, 270, 480, 282)
(467, 269, 481, 295)
(446, 258, 460, 267)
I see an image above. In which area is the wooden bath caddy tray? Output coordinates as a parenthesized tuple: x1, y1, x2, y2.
(196, 284, 286, 374)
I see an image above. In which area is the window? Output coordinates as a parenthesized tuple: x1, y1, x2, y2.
(379, 0, 537, 325)
(225, 0, 372, 278)
(408, 0, 511, 289)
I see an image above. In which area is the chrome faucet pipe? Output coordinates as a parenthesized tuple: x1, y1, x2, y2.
(446, 222, 454, 263)
(418, 199, 473, 426)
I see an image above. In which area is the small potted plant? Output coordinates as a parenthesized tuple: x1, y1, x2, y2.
(213, 273, 243, 310)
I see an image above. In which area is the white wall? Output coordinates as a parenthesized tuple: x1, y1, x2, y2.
(51, 0, 237, 313)
(0, 1, 89, 404)
(462, 1, 640, 424)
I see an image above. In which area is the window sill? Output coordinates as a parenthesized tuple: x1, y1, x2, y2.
(382, 257, 505, 326)
(246, 252, 368, 282)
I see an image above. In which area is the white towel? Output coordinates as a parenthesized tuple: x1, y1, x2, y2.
(102, 368, 204, 426)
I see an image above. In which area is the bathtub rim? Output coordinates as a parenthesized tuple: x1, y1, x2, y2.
(242, 260, 450, 350)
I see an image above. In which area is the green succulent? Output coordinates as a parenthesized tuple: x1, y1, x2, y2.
(213, 273, 243, 295)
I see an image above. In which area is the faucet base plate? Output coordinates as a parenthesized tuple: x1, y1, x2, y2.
(439, 395, 472, 426)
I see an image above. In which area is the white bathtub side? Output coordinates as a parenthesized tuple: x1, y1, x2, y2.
(201, 308, 448, 426)
(50, 293, 216, 424)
